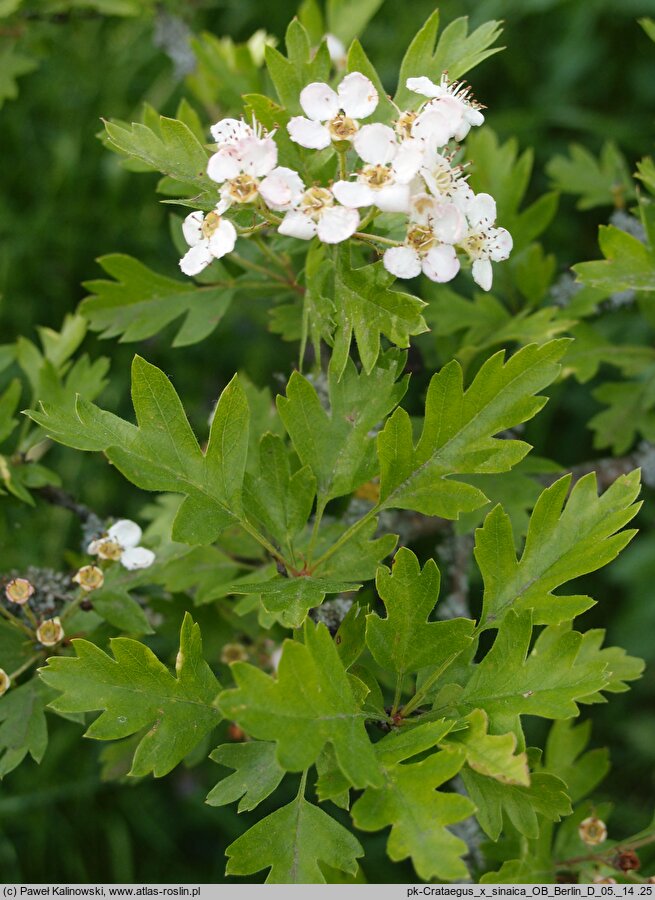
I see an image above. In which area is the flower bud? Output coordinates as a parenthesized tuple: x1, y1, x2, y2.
(36, 617, 64, 647)
(220, 643, 249, 665)
(73, 565, 104, 592)
(579, 817, 608, 846)
(355, 479, 380, 503)
(0, 668, 10, 696)
(227, 723, 247, 742)
(593, 878, 616, 884)
(615, 849, 640, 872)
(5, 577, 34, 605)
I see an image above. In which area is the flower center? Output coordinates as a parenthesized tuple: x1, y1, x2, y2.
(328, 114, 358, 141)
(225, 175, 260, 204)
(407, 225, 435, 253)
(95, 539, 123, 561)
(461, 233, 487, 259)
(362, 165, 392, 189)
(395, 111, 417, 140)
(430, 163, 458, 195)
(201, 211, 223, 239)
(300, 186, 333, 218)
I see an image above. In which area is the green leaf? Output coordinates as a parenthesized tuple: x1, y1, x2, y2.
(218, 620, 381, 788)
(0, 46, 37, 109)
(225, 792, 363, 883)
(544, 719, 610, 804)
(589, 372, 655, 454)
(264, 23, 330, 113)
(227, 577, 361, 628)
(39, 613, 221, 777)
(377, 340, 568, 519)
(103, 115, 214, 200)
(333, 253, 427, 375)
(0, 378, 21, 445)
(452, 610, 613, 725)
(462, 766, 571, 841)
(327, 0, 382, 45)
(80, 255, 235, 347)
(277, 351, 407, 503)
(0, 679, 52, 778)
(0, 621, 33, 673)
(29, 357, 250, 545)
(351, 723, 473, 881)
(573, 224, 655, 293)
(394, 14, 503, 109)
(444, 709, 529, 786)
(562, 322, 655, 384)
(207, 742, 285, 812)
(366, 548, 474, 676)
(547, 142, 635, 210)
(475, 471, 641, 628)
(312, 517, 397, 580)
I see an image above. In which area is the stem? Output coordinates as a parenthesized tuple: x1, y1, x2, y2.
(556, 834, 655, 870)
(230, 253, 288, 284)
(401, 650, 464, 718)
(253, 236, 305, 296)
(338, 150, 348, 181)
(306, 497, 327, 566)
(60, 588, 87, 625)
(0, 605, 34, 638)
(352, 232, 400, 247)
(310, 505, 380, 572)
(390, 674, 404, 717)
(9, 653, 43, 681)
(297, 769, 308, 800)
(239, 519, 290, 570)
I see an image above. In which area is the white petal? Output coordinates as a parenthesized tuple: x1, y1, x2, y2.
(466, 107, 485, 127)
(210, 118, 252, 144)
(316, 206, 360, 243)
(287, 116, 332, 149)
(422, 244, 461, 283)
(410, 192, 440, 226)
(406, 76, 443, 98)
(259, 166, 305, 211)
(374, 182, 411, 214)
(391, 138, 424, 183)
(278, 210, 317, 240)
(337, 72, 378, 119)
(208, 219, 237, 259)
(87, 539, 101, 555)
(383, 246, 422, 279)
(453, 120, 472, 142)
(207, 148, 241, 183)
(431, 202, 466, 244)
(182, 211, 204, 248)
(238, 135, 278, 177)
(353, 124, 397, 165)
(180, 243, 213, 276)
(108, 519, 142, 549)
(300, 82, 339, 121)
(427, 96, 465, 133)
(326, 33, 346, 64)
(121, 546, 156, 570)
(411, 108, 453, 147)
(332, 179, 375, 208)
(467, 192, 497, 231)
(488, 227, 513, 261)
(472, 258, 493, 291)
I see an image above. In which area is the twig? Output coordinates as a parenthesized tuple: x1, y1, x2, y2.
(35, 486, 92, 522)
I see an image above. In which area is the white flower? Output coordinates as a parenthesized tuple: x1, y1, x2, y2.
(88, 519, 156, 571)
(420, 147, 472, 204)
(179, 205, 237, 276)
(407, 74, 485, 142)
(278, 186, 359, 244)
(207, 131, 304, 213)
(287, 71, 378, 150)
(457, 192, 513, 291)
(383, 194, 463, 283)
(332, 124, 424, 214)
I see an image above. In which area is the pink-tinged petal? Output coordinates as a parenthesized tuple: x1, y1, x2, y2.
(210, 118, 252, 144)
(412, 108, 453, 147)
(391, 138, 424, 183)
(353, 123, 397, 165)
(208, 219, 237, 259)
(278, 210, 317, 240)
(422, 244, 460, 283)
(300, 82, 339, 121)
(488, 227, 513, 261)
(121, 546, 156, 570)
(472, 258, 493, 291)
(383, 246, 422, 279)
(287, 116, 332, 149)
(316, 206, 360, 243)
(332, 179, 375, 208)
(180, 242, 213, 276)
(375, 182, 411, 214)
(237, 136, 278, 177)
(337, 72, 378, 118)
(259, 166, 305, 211)
(108, 519, 142, 549)
(431, 202, 465, 244)
(207, 148, 242, 183)
(466, 192, 497, 231)
(406, 76, 443, 98)
(182, 211, 204, 247)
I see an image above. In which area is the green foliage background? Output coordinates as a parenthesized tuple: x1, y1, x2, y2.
(1, 0, 655, 882)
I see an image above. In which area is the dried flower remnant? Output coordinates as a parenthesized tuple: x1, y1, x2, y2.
(579, 817, 608, 846)
(36, 617, 65, 648)
(5, 577, 35, 605)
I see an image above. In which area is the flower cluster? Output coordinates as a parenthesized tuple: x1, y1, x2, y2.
(179, 71, 512, 291)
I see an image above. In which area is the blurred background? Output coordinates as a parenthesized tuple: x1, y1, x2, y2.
(1, 0, 655, 882)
